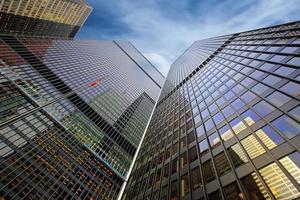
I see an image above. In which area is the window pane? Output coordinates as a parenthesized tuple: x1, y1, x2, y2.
(209, 132, 221, 150)
(231, 98, 245, 110)
(252, 83, 268, 95)
(280, 82, 300, 97)
(223, 182, 243, 200)
(279, 152, 300, 185)
(180, 174, 189, 197)
(208, 190, 221, 200)
(189, 146, 198, 163)
(256, 125, 284, 149)
(219, 125, 234, 141)
(180, 152, 187, 168)
(288, 106, 300, 121)
(214, 152, 231, 176)
(241, 135, 266, 159)
(196, 125, 205, 137)
(242, 109, 260, 125)
(241, 172, 271, 200)
(228, 143, 248, 167)
(259, 162, 300, 200)
(241, 91, 256, 103)
(230, 117, 247, 135)
(203, 160, 215, 183)
(266, 91, 291, 107)
(170, 180, 178, 200)
(199, 139, 209, 156)
(253, 101, 275, 116)
(272, 115, 300, 138)
(191, 167, 202, 190)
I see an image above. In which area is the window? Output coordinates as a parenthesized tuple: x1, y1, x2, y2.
(230, 117, 247, 135)
(180, 152, 187, 168)
(209, 132, 221, 150)
(196, 125, 205, 137)
(189, 146, 198, 163)
(280, 82, 300, 96)
(219, 124, 234, 141)
(279, 152, 300, 185)
(256, 125, 284, 149)
(155, 168, 161, 184)
(228, 143, 248, 167)
(194, 114, 201, 124)
(242, 109, 260, 125)
(161, 186, 168, 200)
(208, 190, 221, 200)
(272, 115, 300, 138)
(203, 160, 215, 183)
(263, 75, 281, 86)
(241, 172, 270, 200)
(163, 163, 169, 179)
(222, 105, 235, 118)
(253, 100, 275, 116)
(259, 162, 300, 200)
(213, 112, 225, 125)
(199, 139, 209, 156)
(288, 106, 300, 121)
(214, 152, 231, 176)
(231, 98, 245, 110)
(172, 158, 178, 174)
(241, 135, 266, 159)
(173, 142, 178, 155)
(170, 180, 178, 200)
(180, 174, 189, 197)
(266, 91, 291, 107)
(241, 91, 256, 103)
(204, 118, 214, 131)
(224, 182, 243, 200)
(191, 167, 202, 190)
(187, 131, 195, 144)
(252, 83, 268, 95)
(180, 138, 187, 150)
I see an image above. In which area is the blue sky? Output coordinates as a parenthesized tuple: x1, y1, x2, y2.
(77, 0, 300, 76)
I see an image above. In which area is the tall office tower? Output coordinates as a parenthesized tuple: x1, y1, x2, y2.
(123, 21, 300, 200)
(0, 0, 92, 38)
(0, 35, 164, 199)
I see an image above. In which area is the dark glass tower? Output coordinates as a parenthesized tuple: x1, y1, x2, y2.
(0, 0, 92, 38)
(123, 21, 300, 200)
(0, 2, 165, 198)
(0, 36, 164, 199)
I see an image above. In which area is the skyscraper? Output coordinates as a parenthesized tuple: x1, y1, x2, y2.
(0, 0, 92, 38)
(0, 1, 165, 199)
(123, 21, 300, 200)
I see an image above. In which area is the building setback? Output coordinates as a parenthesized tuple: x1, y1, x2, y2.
(123, 21, 300, 200)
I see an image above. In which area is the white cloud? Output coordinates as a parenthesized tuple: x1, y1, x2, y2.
(143, 53, 172, 76)
(85, 0, 300, 76)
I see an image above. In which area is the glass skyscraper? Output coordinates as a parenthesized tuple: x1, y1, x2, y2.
(123, 21, 300, 200)
(0, 1, 164, 199)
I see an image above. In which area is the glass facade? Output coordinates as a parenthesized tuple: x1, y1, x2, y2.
(0, 36, 164, 199)
(0, 0, 92, 38)
(123, 21, 300, 200)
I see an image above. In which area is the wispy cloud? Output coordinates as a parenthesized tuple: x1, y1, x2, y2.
(78, 0, 300, 76)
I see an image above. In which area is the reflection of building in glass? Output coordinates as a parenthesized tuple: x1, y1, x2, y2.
(123, 21, 300, 200)
(0, 20, 164, 200)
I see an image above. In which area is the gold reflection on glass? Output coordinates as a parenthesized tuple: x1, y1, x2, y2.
(241, 135, 266, 159)
(256, 129, 277, 149)
(279, 153, 300, 185)
(259, 162, 300, 200)
(0, 0, 92, 26)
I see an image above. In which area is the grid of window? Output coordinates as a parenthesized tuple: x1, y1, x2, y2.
(0, 0, 92, 38)
(123, 21, 300, 200)
(0, 36, 163, 199)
